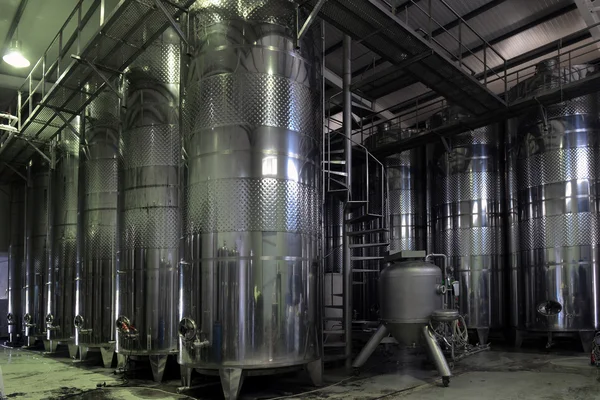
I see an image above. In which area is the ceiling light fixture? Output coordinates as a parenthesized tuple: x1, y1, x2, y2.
(3, 39, 30, 69)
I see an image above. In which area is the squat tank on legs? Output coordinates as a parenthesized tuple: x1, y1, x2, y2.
(179, 2, 323, 398)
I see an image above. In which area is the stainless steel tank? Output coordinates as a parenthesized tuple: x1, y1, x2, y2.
(379, 259, 443, 345)
(45, 129, 80, 352)
(74, 92, 120, 366)
(511, 62, 600, 347)
(23, 160, 49, 345)
(7, 183, 25, 344)
(116, 29, 180, 382)
(432, 120, 505, 344)
(179, 1, 322, 398)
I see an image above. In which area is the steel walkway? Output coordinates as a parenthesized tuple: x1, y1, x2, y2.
(0, 0, 194, 178)
(306, 0, 506, 116)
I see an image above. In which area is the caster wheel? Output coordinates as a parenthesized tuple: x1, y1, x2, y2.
(352, 367, 360, 376)
(442, 377, 450, 387)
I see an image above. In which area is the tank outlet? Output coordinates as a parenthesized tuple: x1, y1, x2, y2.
(436, 285, 447, 295)
(537, 301, 562, 317)
(178, 318, 197, 342)
(6, 313, 14, 325)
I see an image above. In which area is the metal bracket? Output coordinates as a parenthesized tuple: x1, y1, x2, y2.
(14, 135, 52, 164)
(154, 0, 189, 46)
(2, 162, 27, 182)
(298, 0, 327, 42)
(71, 55, 123, 100)
(53, 110, 81, 139)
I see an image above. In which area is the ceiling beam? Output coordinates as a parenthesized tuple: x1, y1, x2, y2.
(324, 67, 396, 121)
(573, 0, 600, 47)
(2, 0, 29, 53)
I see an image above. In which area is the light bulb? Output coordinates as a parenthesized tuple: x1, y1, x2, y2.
(3, 40, 30, 69)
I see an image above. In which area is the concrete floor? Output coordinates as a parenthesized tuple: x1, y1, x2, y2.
(1, 343, 599, 399)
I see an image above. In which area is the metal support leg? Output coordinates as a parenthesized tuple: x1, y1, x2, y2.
(180, 366, 193, 388)
(476, 328, 489, 346)
(43, 340, 59, 354)
(148, 355, 169, 383)
(219, 368, 244, 400)
(514, 329, 525, 348)
(116, 353, 127, 369)
(67, 343, 79, 359)
(79, 345, 89, 362)
(352, 324, 389, 369)
(306, 359, 323, 386)
(422, 326, 451, 386)
(579, 330, 595, 354)
(100, 344, 116, 368)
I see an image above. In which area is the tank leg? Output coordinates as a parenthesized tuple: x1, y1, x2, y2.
(79, 346, 89, 362)
(100, 344, 115, 368)
(219, 367, 244, 400)
(149, 355, 168, 383)
(352, 324, 389, 369)
(514, 330, 525, 349)
(476, 328, 489, 345)
(67, 343, 79, 359)
(306, 359, 322, 386)
(116, 353, 127, 369)
(579, 330, 595, 354)
(180, 366, 193, 388)
(43, 340, 58, 354)
(422, 326, 451, 382)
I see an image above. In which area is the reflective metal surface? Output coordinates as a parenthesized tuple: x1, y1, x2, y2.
(432, 124, 505, 331)
(513, 75, 600, 332)
(179, 0, 322, 373)
(325, 197, 343, 273)
(7, 184, 25, 342)
(116, 30, 180, 356)
(47, 129, 80, 342)
(379, 259, 443, 345)
(23, 161, 49, 339)
(75, 92, 120, 347)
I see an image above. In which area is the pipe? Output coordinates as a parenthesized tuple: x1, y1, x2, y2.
(352, 324, 389, 369)
(342, 34, 353, 371)
(426, 253, 449, 308)
(422, 325, 451, 379)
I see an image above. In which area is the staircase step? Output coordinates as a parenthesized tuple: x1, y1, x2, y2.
(346, 200, 368, 210)
(323, 330, 345, 335)
(324, 316, 344, 321)
(326, 170, 348, 177)
(322, 160, 346, 165)
(347, 213, 383, 224)
(347, 228, 388, 236)
(327, 149, 345, 154)
(351, 256, 385, 261)
(323, 342, 346, 348)
(324, 305, 344, 309)
(352, 269, 380, 273)
(349, 242, 389, 249)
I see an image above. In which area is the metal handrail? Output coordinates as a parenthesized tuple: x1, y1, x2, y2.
(404, 0, 506, 84)
(350, 31, 600, 140)
(17, 0, 102, 127)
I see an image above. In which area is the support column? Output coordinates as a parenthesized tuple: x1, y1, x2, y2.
(342, 34, 353, 371)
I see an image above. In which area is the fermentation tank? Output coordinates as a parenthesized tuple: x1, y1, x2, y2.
(432, 119, 505, 344)
(179, 2, 323, 398)
(511, 61, 600, 348)
(379, 259, 443, 344)
(7, 184, 25, 344)
(23, 160, 49, 346)
(116, 30, 180, 382)
(45, 129, 79, 353)
(75, 92, 120, 366)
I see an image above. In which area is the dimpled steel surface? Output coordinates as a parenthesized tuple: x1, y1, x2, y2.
(433, 125, 505, 332)
(8, 184, 25, 341)
(179, 0, 322, 371)
(76, 92, 120, 347)
(117, 30, 181, 356)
